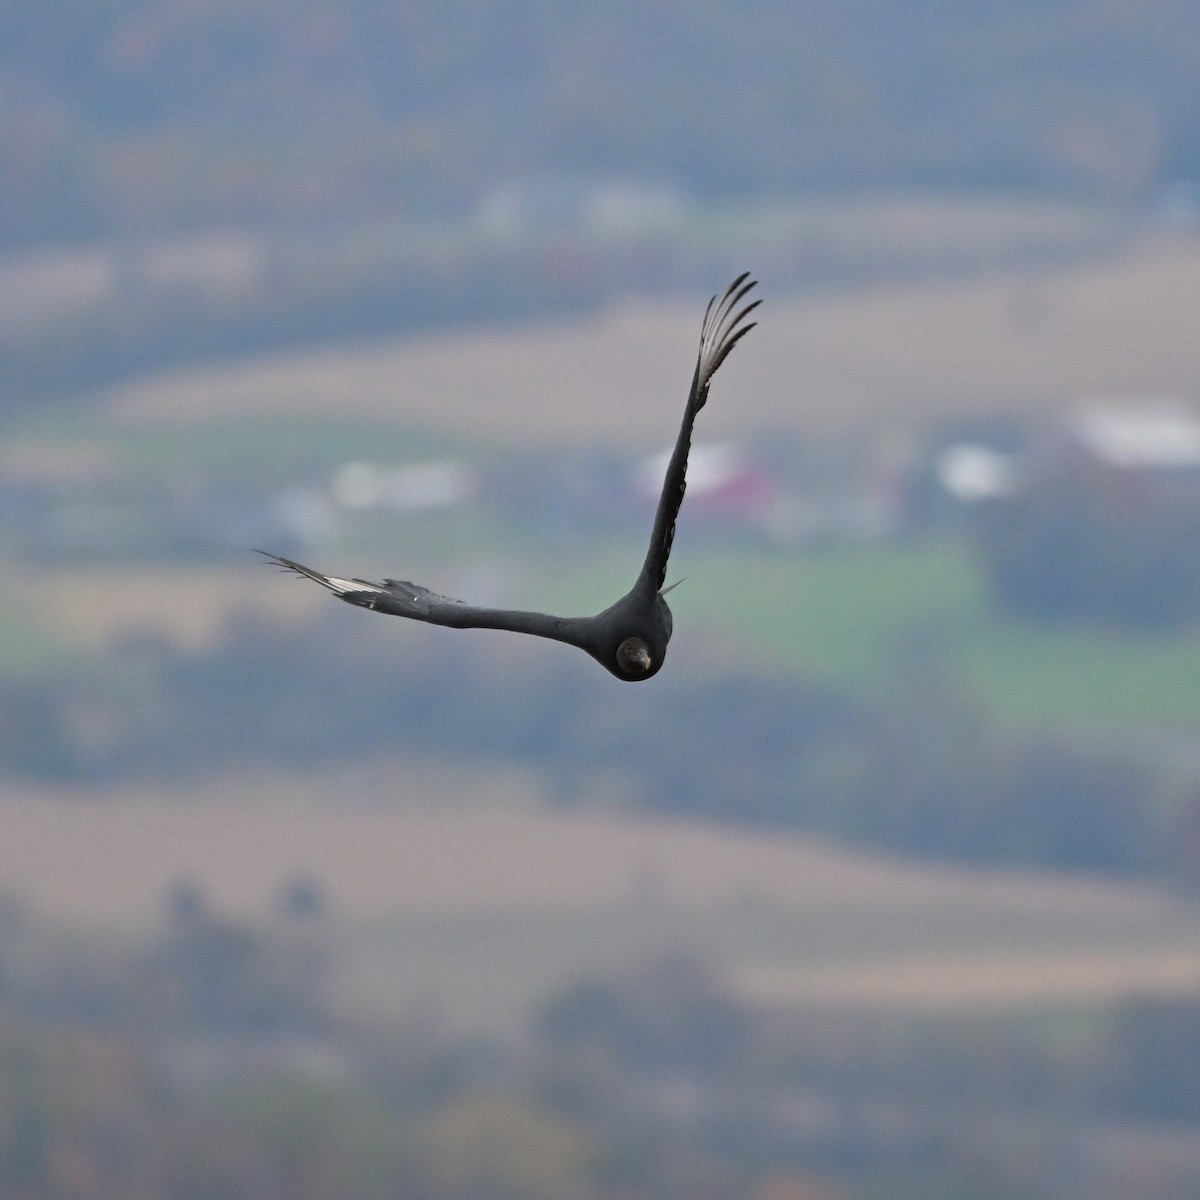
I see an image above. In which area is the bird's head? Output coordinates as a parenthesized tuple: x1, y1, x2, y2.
(616, 636, 653, 676)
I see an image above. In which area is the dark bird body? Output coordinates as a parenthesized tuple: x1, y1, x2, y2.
(261, 274, 759, 680)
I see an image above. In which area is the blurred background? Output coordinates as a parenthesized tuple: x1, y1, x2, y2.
(4, 2, 1200, 1198)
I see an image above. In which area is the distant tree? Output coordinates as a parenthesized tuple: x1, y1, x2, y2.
(1166, 790, 1200, 891)
(165, 878, 209, 927)
(277, 876, 327, 924)
(837, 663, 1157, 873)
(972, 459, 1200, 629)
(213, 1080, 415, 1200)
(537, 954, 748, 1072)
(136, 917, 330, 1034)
(0, 681, 79, 780)
(1005, 740, 1154, 874)
(418, 1093, 600, 1200)
(1103, 996, 1200, 1119)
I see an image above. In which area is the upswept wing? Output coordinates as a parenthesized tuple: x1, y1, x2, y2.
(639, 273, 760, 593)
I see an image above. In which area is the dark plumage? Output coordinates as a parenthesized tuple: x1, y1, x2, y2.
(260, 274, 759, 680)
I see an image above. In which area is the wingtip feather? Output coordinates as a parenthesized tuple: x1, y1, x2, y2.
(696, 274, 759, 388)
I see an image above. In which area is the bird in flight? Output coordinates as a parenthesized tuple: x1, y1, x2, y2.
(260, 274, 759, 681)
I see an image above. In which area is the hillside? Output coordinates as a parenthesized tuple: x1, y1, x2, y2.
(94, 231, 1200, 444)
(6, 773, 1200, 1029)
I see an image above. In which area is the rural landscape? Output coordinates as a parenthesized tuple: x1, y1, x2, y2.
(6, 3, 1200, 1199)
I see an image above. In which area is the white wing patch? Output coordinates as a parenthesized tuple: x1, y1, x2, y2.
(326, 576, 386, 595)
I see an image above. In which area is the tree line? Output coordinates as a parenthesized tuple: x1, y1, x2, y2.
(3, 905, 1200, 1200)
(4, 0, 1198, 248)
(0, 602, 1178, 883)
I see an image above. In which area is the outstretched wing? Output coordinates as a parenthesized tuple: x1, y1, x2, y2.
(260, 551, 467, 614)
(638, 273, 760, 593)
(258, 551, 581, 643)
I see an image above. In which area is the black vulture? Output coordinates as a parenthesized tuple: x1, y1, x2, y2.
(260, 274, 759, 681)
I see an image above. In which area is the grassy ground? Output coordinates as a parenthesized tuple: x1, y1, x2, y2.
(0, 590, 88, 674)
(957, 618, 1200, 730)
(8, 528, 1200, 731)
(675, 539, 976, 686)
(527, 533, 1200, 731)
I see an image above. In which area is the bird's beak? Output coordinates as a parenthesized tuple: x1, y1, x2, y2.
(632, 645, 652, 671)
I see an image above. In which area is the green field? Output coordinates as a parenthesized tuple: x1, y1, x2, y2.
(691, 539, 1200, 731)
(525, 534, 1200, 731)
(8, 513, 1200, 732)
